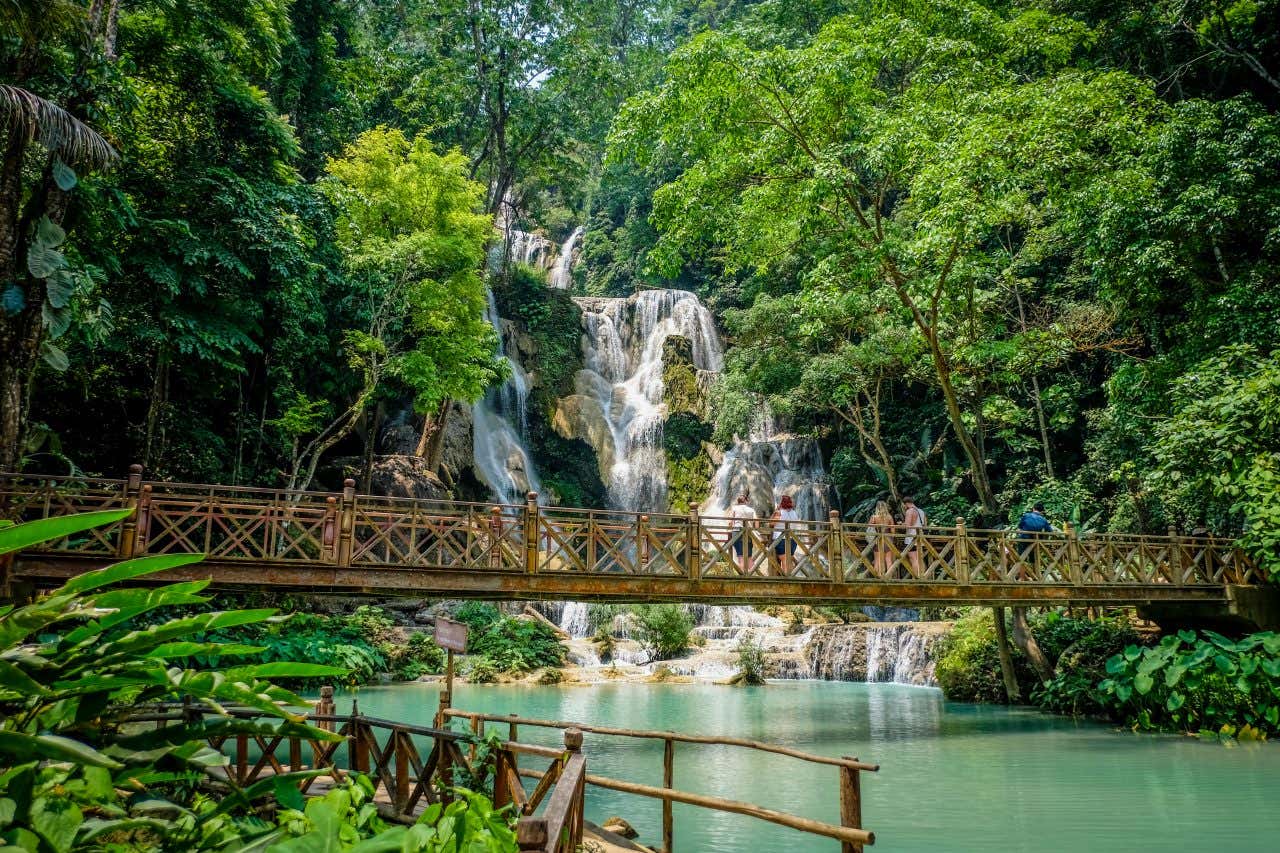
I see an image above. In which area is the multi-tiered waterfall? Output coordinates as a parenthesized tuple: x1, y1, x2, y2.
(568, 290, 723, 511)
(471, 223, 936, 685)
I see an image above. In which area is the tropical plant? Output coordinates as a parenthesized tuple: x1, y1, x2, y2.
(1097, 630, 1280, 738)
(467, 617, 565, 673)
(0, 509, 347, 850)
(730, 633, 767, 686)
(632, 605, 694, 662)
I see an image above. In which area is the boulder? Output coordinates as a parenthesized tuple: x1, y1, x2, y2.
(368, 455, 451, 503)
(552, 394, 615, 481)
(600, 817, 638, 840)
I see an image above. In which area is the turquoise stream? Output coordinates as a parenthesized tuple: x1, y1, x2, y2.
(342, 681, 1280, 852)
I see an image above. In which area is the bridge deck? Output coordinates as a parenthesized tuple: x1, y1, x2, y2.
(1, 470, 1259, 605)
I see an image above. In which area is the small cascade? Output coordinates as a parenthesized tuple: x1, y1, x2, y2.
(559, 602, 591, 638)
(572, 289, 724, 511)
(701, 435, 833, 522)
(472, 290, 542, 505)
(797, 624, 941, 686)
(549, 226, 585, 289)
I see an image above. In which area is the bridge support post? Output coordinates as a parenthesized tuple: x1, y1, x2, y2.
(337, 479, 355, 567)
(524, 492, 539, 574)
(1067, 525, 1083, 586)
(687, 510, 701, 581)
(827, 510, 842, 582)
(638, 515, 650, 569)
(1168, 526, 1183, 584)
(117, 464, 143, 559)
(955, 517, 969, 584)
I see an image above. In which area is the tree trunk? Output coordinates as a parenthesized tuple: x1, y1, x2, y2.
(415, 399, 452, 473)
(991, 606, 1021, 703)
(1011, 606, 1055, 683)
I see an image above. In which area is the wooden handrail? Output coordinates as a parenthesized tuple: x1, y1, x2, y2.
(444, 710, 879, 771)
(450, 708, 877, 852)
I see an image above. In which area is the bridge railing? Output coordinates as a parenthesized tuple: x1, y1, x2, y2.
(0, 467, 1257, 588)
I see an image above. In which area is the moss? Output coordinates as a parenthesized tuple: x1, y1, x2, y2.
(661, 335, 703, 415)
(491, 264, 608, 505)
(666, 452, 712, 513)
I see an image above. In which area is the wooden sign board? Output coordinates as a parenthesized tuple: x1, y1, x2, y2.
(434, 616, 468, 653)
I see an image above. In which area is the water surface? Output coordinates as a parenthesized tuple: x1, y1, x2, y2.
(344, 681, 1280, 852)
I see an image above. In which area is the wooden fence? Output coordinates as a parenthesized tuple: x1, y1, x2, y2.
(444, 708, 878, 853)
(131, 689, 586, 853)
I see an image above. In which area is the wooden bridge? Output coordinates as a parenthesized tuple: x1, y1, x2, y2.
(0, 467, 1265, 607)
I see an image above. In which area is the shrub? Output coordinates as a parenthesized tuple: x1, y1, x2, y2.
(468, 616, 566, 673)
(390, 631, 447, 680)
(1097, 630, 1280, 737)
(0, 511, 347, 851)
(1032, 617, 1142, 717)
(934, 610, 1020, 703)
(591, 625, 617, 663)
(633, 605, 694, 661)
(456, 602, 502, 632)
(466, 656, 500, 683)
(732, 633, 767, 685)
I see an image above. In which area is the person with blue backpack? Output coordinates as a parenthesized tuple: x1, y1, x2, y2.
(1017, 502, 1056, 538)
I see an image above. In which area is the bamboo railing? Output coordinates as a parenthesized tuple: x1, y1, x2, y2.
(0, 467, 1259, 603)
(444, 708, 878, 853)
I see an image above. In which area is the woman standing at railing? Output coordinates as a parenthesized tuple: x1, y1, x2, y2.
(866, 500, 894, 577)
(729, 493, 757, 574)
(770, 495, 800, 576)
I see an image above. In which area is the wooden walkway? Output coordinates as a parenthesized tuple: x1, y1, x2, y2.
(1, 468, 1261, 605)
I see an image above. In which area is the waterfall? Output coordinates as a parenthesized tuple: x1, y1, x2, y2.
(472, 290, 542, 505)
(559, 601, 591, 638)
(798, 624, 941, 686)
(573, 289, 724, 512)
(701, 435, 833, 523)
(549, 226, 585, 290)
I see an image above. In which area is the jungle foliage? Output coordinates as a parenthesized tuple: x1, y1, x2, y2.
(0, 511, 516, 851)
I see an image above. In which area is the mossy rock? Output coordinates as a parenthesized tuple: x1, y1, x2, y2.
(661, 335, 703, 415)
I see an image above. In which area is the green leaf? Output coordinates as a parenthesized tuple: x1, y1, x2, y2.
(30, 797, 82, 852)
(1214, 654, 1236, 675)
(51, 159, 76, 191)
(1, 284, 23, 315)
(44, 269, 74, 309)
(1122, 645, 1142, 662)
(0, 510, 130, 556)
(273, 776, 306, 811)
(1134, 672, 1154, 695)
(26, 244, 65, 280)
(1104, 655, 1127, 674)
(41, 302, 70, 339)
(1166, 692, 1185, 712)
(1177, 629, 1197, 644)
(0, 732, 121, 769)
(60, 553, 205, 594)
(34, 217, 65, 249)
(0, 660, 52, 698)
(39, 340, 68, 371)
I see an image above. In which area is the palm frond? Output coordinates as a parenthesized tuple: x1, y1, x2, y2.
(0, 84, 117, 169)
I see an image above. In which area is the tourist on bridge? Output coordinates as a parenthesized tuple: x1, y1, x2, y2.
(729, 493, 757, 574)
(770, 494, 800, 576)
(866, 500, 895, 577)
(1017, 503, 1057, 538)
(902, 496, 926, 578)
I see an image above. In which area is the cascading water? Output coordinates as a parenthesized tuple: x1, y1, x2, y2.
(471, 290, 542, 505)
(549, 226, 585, 289)
(572, 289, 723, 512)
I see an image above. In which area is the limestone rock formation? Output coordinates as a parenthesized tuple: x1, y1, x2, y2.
(552, 392, 616, 482)
(368, 455, 451, 503)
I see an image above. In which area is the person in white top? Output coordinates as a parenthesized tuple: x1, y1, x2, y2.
(770, 494, 801, 576)
(728, 493, 757, 574)
(902, 496, 927, 578)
